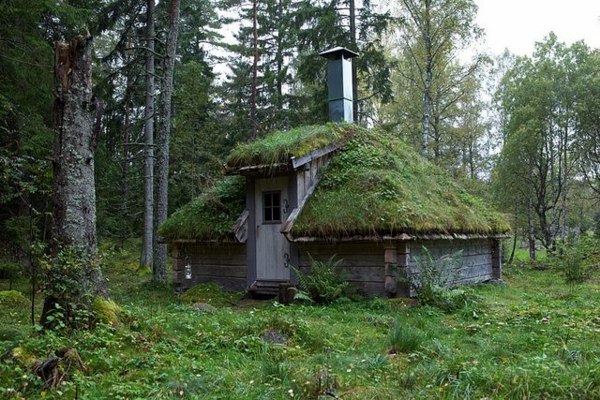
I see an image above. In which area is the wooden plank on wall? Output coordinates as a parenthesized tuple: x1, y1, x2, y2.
(190, 264, 247, 278)
(298, 265, 385, 282)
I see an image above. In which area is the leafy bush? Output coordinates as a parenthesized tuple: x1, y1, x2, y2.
(0, 261, 21, 289)
(40, 246, 103, 329)
(293, 255, 349, 304)
(409, 247, 476, 312)
(388, 321, 426, 353)
(549, 236, 600, 288)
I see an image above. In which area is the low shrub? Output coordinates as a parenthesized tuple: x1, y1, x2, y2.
(0, 290, 30, 308)
(0, 261, 21, 289)
(409, 247, 477, 312)
(39, 245, 103, 329)
(549, 235, 600, 288)
(293, 255, 349, 304)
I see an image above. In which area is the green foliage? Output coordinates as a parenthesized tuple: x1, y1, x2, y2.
(92, 297, 121, 326)
(293, 255, 349, 304)
(41, 246, 102, 329)
(0, 290, 30, 308)
(410, 247, 476, 312)
(0, 260, 21, 286)
(1, 239, 600, 399)
(295, 127, 510, 237)
(549, 236, 600, 288)
(494, 35, 600, 248)
(388, 321, 426, 353)
(158, 176, 246, 240)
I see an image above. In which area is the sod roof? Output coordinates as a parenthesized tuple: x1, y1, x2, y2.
(158, 176, 245, 241)
(161, 124, 510, 241)
(226, 123, 352, 169)
(292, 127, 510, 238)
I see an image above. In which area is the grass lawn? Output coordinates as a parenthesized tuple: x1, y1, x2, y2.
(1, 243, 599, 399)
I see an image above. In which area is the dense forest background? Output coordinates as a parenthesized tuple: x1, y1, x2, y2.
(1, 0, 599, 276)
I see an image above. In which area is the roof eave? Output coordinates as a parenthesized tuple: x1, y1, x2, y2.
(286, 232, 511, 243)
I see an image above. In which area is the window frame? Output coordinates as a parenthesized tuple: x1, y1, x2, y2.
(262, 191, 282, 224)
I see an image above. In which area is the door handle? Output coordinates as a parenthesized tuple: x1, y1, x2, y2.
(284, 253, 290, 268)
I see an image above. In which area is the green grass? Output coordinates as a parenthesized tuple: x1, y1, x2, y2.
(226, 123, 353, 169)
(158, 176, 245, 241)
(1, 244, 599, 399)
(294, 127, 510, 237)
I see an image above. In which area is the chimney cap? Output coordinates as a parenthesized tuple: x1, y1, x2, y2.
(319, 47, 358, 60)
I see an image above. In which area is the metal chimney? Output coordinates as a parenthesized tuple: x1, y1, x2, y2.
(319, 47, 358, 123)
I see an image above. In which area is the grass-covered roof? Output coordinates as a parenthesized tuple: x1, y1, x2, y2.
(158, 176, 245, 241)
(162, 124, 510, 241)
(292, 127, 510, 238)
(226, 123, 354, 169)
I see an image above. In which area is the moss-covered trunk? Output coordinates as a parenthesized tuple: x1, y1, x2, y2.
(43, 35, 105, 328)
(52, 35, 97, 252)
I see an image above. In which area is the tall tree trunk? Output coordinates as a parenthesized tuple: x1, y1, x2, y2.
(422, 0, 432, 159)
(527, 199, 536, 260)
(250, 0, 259, 140)
(141, 0, 155, 270)
(121, 33, 134, 242)
(154, 0, 181, 283)
(349, 0, 358, 123)
(44, 34, 105, 326)
(52, 35, 97, 254)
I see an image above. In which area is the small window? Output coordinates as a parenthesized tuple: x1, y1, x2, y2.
(263, 191, 281, 223)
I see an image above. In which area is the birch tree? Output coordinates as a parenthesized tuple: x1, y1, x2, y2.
(394, 0, 481, 159)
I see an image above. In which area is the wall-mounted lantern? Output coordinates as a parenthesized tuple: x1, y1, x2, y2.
(184, 256, 192, 280)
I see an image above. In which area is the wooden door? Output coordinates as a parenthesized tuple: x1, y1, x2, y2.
(255, 176, 290, 281)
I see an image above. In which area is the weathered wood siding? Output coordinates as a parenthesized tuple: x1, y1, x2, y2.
(173, 242, 247, 292)
(296, 239, 498, 297)
(296, 242, 387, 297)
(296, 154, 332, 204)
(408, 239, 495, 286)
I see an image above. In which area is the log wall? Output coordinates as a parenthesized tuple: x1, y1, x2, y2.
(172, 242, 247, 292)
(172, 238, 500, 296)
(296, 241, 387, 297)
(408, 239, 495, 287)
(296, 239, 499, 297)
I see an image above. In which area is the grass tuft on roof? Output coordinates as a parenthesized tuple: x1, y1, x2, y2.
(226, 123, 355, 169)
(293, 127, 511, 238)
(158, 176, 245, 241)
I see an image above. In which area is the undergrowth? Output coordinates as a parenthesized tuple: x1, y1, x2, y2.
(1, 241, 599, 399)
(293, 255, 349, 304)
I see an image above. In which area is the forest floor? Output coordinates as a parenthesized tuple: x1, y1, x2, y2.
(1, 242, 599, 399)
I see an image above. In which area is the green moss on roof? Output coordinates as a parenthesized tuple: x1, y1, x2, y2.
(293, 128, 510, 237)
(226, 123, 355, 169)
(158, 176, 245, 241)
(164, 124, 509, 241)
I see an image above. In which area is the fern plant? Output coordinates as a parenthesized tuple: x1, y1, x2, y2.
(293, 255, 348, 304)
(409, 247, 474, 312)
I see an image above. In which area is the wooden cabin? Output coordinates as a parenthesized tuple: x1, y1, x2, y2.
(159, 48, 510, 297)
(160, 125, 510, 296)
